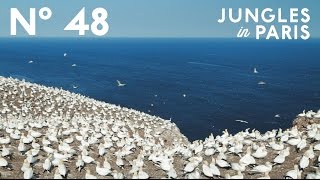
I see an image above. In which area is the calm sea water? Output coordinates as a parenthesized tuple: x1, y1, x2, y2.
(0, 38, 319, 141)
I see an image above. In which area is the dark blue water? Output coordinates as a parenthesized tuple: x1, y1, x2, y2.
(0, 38, 319, 141)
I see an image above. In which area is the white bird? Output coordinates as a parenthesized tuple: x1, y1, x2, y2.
(240, 147, 256, 166)
(298, 110, 306, 117)
(299, 155, 309, 169)
(254, 68, 259, 74)
(103, 157, 112, 170)
(0, 155, 8, 167)
(204, 148, 215, 156)
(21, 159, 30, 172)
(96, 162, 111, 176)
(235, 120, 249, 124)
(252, 145, 268, 159)
(251, 162, 272, 173)
(43, 146, 54, 154)
(72, 64, 77, 67)
(270, 140, 284, 151)
(287, 137, 301, 146)
(305, 145, 315, 159)
(278, 147, 290, 157)
(0, 136, 10, 144)
(1, 145, 11, 157)
(116, 154, 124, 167)
(112, 170, 124, 179)
(42, 137, 51, 146)
(231, 162, 246, 172)
(58, 160, 67, 177)
(137, 167, 149, 179)
(54, 168, 63, 179)
(258, 81, 266, 85)
(24, 167, 34, 179)
(26, 151, 37, 164)
(202, 161, 213, 177)
(117, 80, 126, 87)
(76, 155, 84, 171)
(82, 154, 95, 164)
(297, 136, 307, 151)
(273, 151, 286, 164)
(286, 165, 301, 179)
(28, 60, 34, 64)
(216, 156, 231, 168)
(43, 155, 52, 172)
(209, 158, 221, 176)
(187, 169, 200, 179)
(64, 53, 67, 57)
(194, 143, 203, 154)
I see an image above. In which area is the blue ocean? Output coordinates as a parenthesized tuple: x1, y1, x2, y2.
(0, 38, 319, 141)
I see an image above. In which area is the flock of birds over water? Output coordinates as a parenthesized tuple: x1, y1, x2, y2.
(0, 75, 320, 179)
(0, 53, 318, 179)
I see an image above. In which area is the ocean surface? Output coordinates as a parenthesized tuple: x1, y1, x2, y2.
(0, 38, 319, 141)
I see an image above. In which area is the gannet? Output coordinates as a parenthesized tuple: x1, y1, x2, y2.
(1, 145, 11, 157)
(137, 167, 149, 179)
(58, 160, 67, 177)
(297, 136, 307, 151)
(299, 155, 309, 169)
(298, 110, 306, 117)
(96, 161, 111, 176)
(117, 80, 126, 87)
(24, 166, 34, 179)
(202, 161, 213, 177)
(43, 155, 52, 172)
(231, 162, 246, 172)
(81, 154, 95, 164)
(251, 162, 272, 173)
(76, 155, 84, 171)
(187, 168, 200, 179)
(235, 120, 249, 124)
(0, 154, 8, 167)
(258, 81, 266, 85)
(26, 151, 37, 164)
(216, 156, 231, 168)
(252, 145, 268, 159)
(285, 165, 301, 179)
(209, 158, 221, 176)
(0, 136, 10, 144)
(54, 168, 63, 179)
(112, 170, 124, 179)
(240, 147, 256, 166)
(273, 151, 286, 164)
(269, 139, 284, 151)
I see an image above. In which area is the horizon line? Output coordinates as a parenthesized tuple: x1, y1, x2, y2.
(0, 36, 319, 40)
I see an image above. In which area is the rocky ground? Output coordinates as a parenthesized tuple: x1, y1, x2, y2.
(0, 76, 320, 179)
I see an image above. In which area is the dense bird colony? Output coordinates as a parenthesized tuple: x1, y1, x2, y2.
(0, 76, 320, 179)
